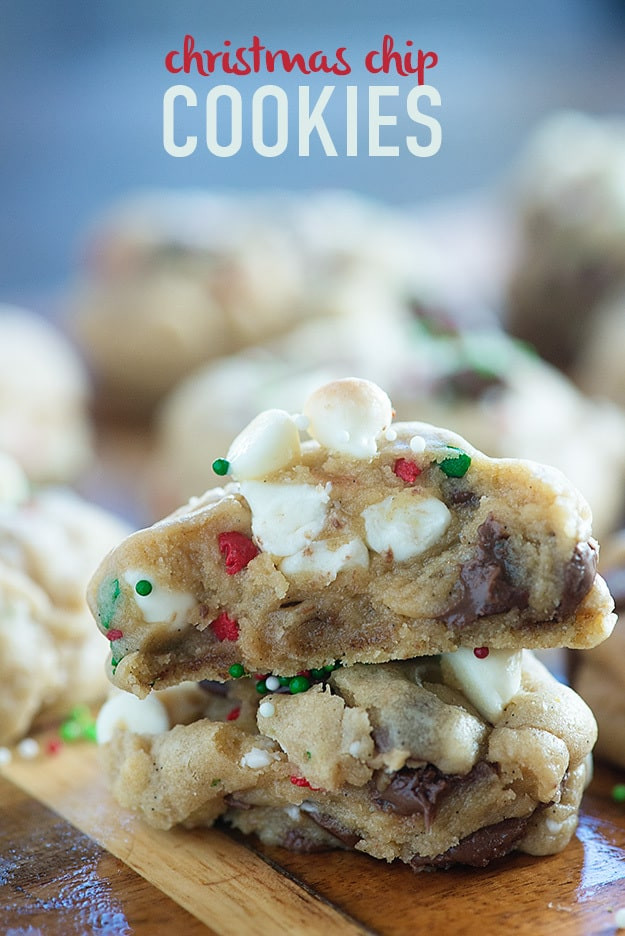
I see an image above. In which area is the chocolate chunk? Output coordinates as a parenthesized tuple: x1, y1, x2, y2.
(440, 515, 530, 628)
(372, 762, 494, 831)
(447, 489, 480, 509)
(373, 765, 452, 829)
(554, 542, 598, 621)
(436, 368, 506, 401)
(410, 815, 531, 870)
(305, 810, 361, 848)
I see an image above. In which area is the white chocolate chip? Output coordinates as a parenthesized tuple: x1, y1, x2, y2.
(259, 701, 276, 718)
(240, 481, 329, 556)
(95, 691, 170, 743)
(240, 746, 279, 769)
(441, 648, 523, 723)
(303, 378, 393, 458)
(361, 491, 451, 561)
(17, 738, 39, 759)
(279, 537, 369, 582)
(123, 570, 196, 627)
(0, 452, 29, 508)
(227, 409, 302, 480)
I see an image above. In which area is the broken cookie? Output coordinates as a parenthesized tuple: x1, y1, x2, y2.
(88, 378, 614, 696)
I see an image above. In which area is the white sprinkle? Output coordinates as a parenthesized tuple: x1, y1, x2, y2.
(384, 428, 397, 441)
(17, 738, 39, 759)
(265, 676, 281, 692)
(259, 701, 276, 718)
(409, 435, 426, 453)
(292, 413, 309, 431)
(615, 907, 625, 929)
(240, 746, 278, 769)
(0, 747, 12, 766)
(349, 740, 365, 758)
(286, 805, 301, 821)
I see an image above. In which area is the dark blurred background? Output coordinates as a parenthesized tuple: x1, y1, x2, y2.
(1, 0, 624, 305)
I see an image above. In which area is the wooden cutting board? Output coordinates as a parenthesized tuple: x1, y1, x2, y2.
(2, 727, 625, 935)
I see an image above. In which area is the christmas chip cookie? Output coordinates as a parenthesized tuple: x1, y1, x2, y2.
(88, 378, 614, 696)
(0, 453, 130, 745)
(96, 650, 597, 869)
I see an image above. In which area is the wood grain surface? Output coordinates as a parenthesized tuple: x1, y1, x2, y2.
(1, 728, 625, 936)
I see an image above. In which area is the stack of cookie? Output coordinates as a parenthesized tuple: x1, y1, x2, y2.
(89, 378, 614, 869)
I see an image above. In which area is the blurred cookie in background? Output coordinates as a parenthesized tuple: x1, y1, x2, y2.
(0, 305, 93, 484)
(0, 452, 131, 745)
(151, 301, 625, 540)
(66, 188, 440, 416)
(504, 110, 625, 372)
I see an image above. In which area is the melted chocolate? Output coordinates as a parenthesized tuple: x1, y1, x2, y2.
(446, 489, 481, 509)
(554, 541, 598, 620)
(372, 762, 494, 831)
(410, 815, 531, 869)
(440, 515, 530, 628)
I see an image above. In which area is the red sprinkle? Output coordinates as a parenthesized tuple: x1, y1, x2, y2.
(473, 647, 490, 659)
(393, 458, 422, 484)
(218, 531, 259, 574)
(45, 738, 63, 756)
(226, 706, 241, 721)
(106, 629, 124, 641)
(290, 775, 320, 790)
(210, 612, 240, 642)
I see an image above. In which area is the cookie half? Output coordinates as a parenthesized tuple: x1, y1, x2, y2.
(88, 379, 614, 695)
(98, 652, 596, 869)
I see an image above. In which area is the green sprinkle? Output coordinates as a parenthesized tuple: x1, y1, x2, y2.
(212, 458, 230, 477)
(135, 579, 153, 597)
(305, 751, 312, 760)
(612, 784, 625, 803)
(83, 722, 97, 743)
(278, 676, 291, 687)
(439, 447, 471, 478)
(211, 778, 222, 787)
(228, 663, 245, 679)
(310, 668, 327, 681)
(255, 680, 268, 695)
(289, 675, 310, 694)
(69, 705, 92, 725)
(111, 657, 120, 671)
(59, 720, 83, 742)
